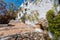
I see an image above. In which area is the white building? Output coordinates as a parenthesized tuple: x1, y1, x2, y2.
(16, 0, 60, 25)
(17, 0, 53, 19)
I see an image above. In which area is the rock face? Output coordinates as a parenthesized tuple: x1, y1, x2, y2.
(0, 32, 51, 40)
(0, 21, 51, 40)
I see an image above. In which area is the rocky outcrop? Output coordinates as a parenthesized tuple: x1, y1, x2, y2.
(0, 32, 51, 40)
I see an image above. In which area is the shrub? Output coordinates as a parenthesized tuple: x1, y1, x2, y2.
(46, 10, 60, 40)
(0, 1, 17, 24)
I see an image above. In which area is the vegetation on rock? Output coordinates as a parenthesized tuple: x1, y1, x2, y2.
(0, 1, 17, 24)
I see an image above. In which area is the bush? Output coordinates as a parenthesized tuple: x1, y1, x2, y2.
(46, 10, 60, 40)
(0, 14, 12, 24)
(0, 1, 17, 24)
(46, 10, 55, 23)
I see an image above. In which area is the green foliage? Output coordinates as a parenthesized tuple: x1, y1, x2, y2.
(46, 10, 60, 40)
(46, 10, 55, 23)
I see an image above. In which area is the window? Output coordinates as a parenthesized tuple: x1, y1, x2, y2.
(26, 2, 28, 6)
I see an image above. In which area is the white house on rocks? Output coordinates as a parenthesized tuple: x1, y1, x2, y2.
(16, 0, 60, 25)
(16, 0, 60, 38)
(17, 0, 53, 19)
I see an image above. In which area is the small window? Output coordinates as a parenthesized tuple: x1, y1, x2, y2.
(25, 9, 27, 11)
(26, 2, 28, 6)
(19, 13, 21, 16)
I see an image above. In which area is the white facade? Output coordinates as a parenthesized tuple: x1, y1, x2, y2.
(17, 0, 54, 19)
(16, 0, 59, 25)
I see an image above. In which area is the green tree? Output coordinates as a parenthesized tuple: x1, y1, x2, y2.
(46, 10, 60, 40)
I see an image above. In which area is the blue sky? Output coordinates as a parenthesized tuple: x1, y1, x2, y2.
(3, 0, 34, 11)
(4, 0, 24, 10)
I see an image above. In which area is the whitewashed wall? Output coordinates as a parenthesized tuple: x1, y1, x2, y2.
(18, 0, 53, 19)
(17, 0, 54, 25)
